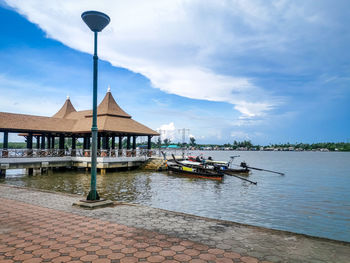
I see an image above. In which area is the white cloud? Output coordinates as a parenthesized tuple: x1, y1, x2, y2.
(4, 0, 291, 118)
(157, 122, 176, 141)
(234, 101, 275, 119)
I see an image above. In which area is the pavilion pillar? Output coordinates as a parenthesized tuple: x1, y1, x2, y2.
(72, 135, 76, 149)
(132, 136, 136, 156)
(83, 134, 90, 157)
(87, 135, 91, 149)
(102, 135, 109, 149)
(111, 135, 116, 157)
(83, 136, 88, 150)
(147, 136, 152, 150)
(41, 134, 46, 149)
(59, 134, 65, 156)
(27, 133, 33, 149)
(27, 132, 33, 157)
(59, 134, 65, 149)
(3, 131, 8, 149)
(97, 133, 101, 150)
(126, 136, 131, 149)
(111, 135, 115, 149)
(47, 134, 51, 149)
(119, 136, 123, 149)
(71, 135, 76, 157)
(2, 131, 8, 158)
(36, 135, 40, 149)
(147, 136, 152, 157)
(51, 136, 55, 149)
(126, 135, 131, 157)
(118, 136, 123, 157)
(101, 134, 109, 157)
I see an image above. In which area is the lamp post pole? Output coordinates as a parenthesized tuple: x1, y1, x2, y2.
(87, 31, 99, 200)
(81, 11, 110, 201)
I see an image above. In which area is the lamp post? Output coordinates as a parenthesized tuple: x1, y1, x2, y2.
(81, 11, 110, 201)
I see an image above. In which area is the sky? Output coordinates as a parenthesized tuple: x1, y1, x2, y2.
(0, 0, 349, 145)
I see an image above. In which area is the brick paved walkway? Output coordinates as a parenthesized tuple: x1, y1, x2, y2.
(0, 198, 263, 263)
(0, 185, 349, 263)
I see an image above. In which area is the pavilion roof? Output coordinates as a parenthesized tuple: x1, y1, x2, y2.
(0, 91, 159, 136)
(52, 96, 77, 118)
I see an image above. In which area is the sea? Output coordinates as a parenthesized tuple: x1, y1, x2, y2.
(1, 151, 350, 242)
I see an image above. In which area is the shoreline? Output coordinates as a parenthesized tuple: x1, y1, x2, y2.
(1, 184, 349, 262)
(2, 183, 350, 246)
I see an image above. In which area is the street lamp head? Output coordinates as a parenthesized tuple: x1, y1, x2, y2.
(81, 11, 110, 32)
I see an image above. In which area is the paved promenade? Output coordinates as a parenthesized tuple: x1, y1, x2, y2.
(0, 185, 349, 263)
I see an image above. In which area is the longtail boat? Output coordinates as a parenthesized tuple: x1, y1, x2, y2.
(167, 155, 224, 180)
(184, 156, 250, 176)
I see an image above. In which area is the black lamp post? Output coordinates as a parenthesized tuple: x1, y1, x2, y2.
(81, 11, 110, 201)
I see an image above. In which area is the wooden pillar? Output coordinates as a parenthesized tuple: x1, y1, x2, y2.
(118, 136, 123, 156)
(132, 136, 136, 156)
(51, 136, 55, 149)
(71, 135, 76, 157)
(59, 134, 64, 156)
(2, 131, 9, 157)
(101, 134, 109, 157)
(119, 136, 123, 150)
(72, 135, 76, 150)
(41, 134, 46, 149)
(27, 133, 33, 149)
(36, 135, 40, 149)
(126, 136, 131, 157)
(97, 133, 101, 150)
(111, 135, 115, 149)
(26, 132, 33, 157)
(147, 136, 152, 150)
(87, 135, 91, 149)
(132, 136, 136, 150)
(83, 136, 88, 150)
(47, 134, 51, 149)
(59, 134, 65, 149)
(83, 135, 90, 157)
(126, 136, 131, 150)
(102, 135, 109, 149)
(3, 131, 8, 149)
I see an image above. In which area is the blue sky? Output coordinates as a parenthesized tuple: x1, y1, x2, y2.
(0, 0, 349, 145)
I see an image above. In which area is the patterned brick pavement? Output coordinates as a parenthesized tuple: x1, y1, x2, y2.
(0, 198, 265, 263)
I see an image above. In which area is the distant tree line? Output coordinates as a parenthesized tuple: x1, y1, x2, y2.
(1, 140, 350, 151)
(183, 140, 350, 152)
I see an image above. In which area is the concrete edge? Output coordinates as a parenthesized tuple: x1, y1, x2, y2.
(1, 183, 349, 246)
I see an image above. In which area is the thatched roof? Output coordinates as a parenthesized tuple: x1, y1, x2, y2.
(0, 91, 159, 136)
(52, 96, 77, 118)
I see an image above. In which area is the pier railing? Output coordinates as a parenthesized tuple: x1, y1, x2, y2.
(0, 149, 155, 158)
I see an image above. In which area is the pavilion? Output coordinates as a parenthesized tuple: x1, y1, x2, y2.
(0, 89, 159, 157)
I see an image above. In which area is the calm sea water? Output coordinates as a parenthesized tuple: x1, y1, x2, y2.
(1, 151, 350, 242)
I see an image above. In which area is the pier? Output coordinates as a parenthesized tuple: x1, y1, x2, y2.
(0, 90, 161, 176)
(0, 151, 148, 176)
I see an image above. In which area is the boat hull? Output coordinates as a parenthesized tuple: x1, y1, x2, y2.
(219, 168, 250, 176)
(167, 164, 223, 180)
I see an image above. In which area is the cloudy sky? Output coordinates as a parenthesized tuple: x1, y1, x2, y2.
(0, 0, 349, 144)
